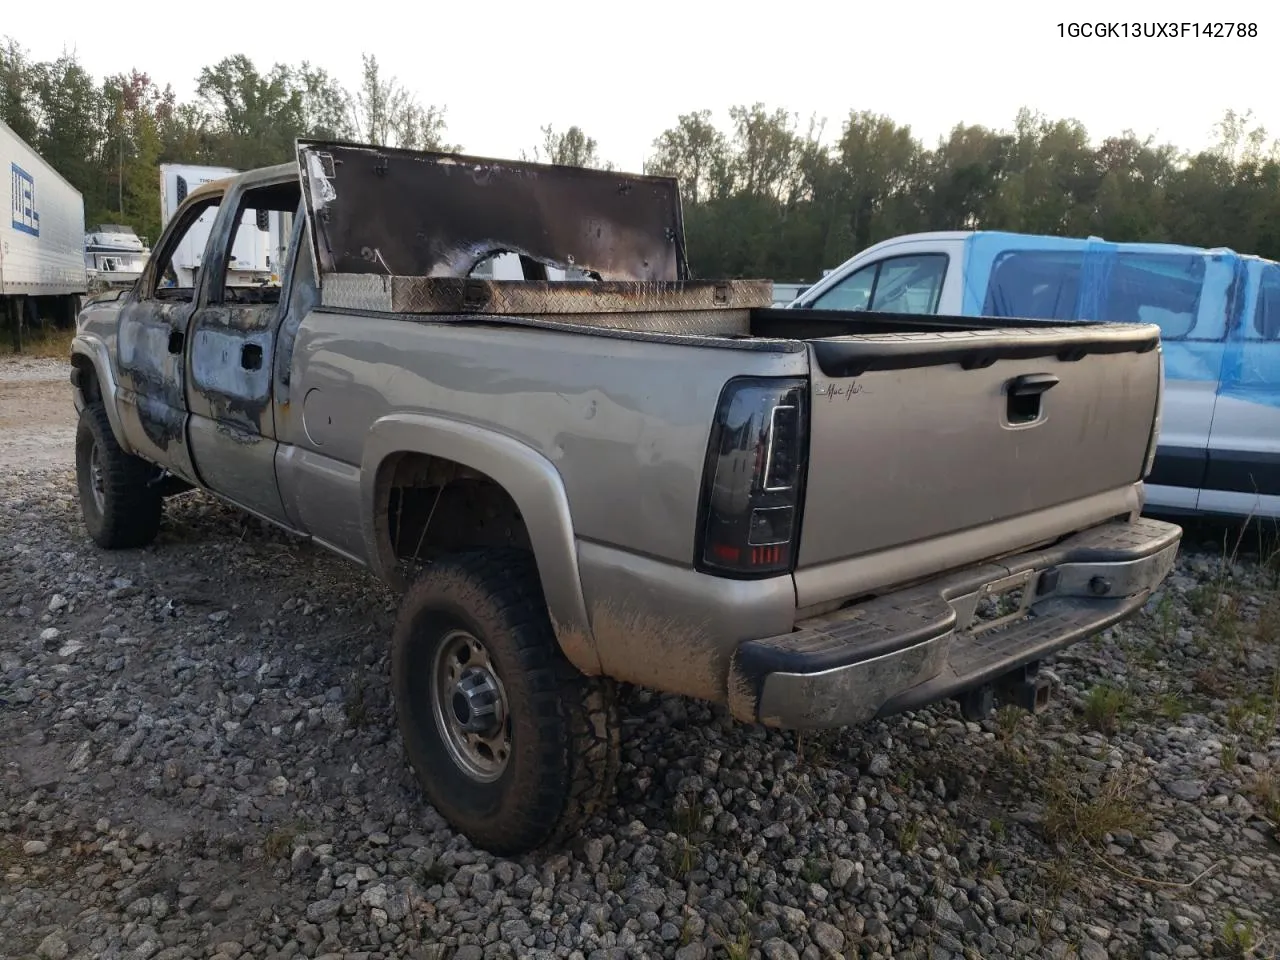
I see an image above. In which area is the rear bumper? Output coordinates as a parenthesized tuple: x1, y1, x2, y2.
(727, 516, 1182, 729)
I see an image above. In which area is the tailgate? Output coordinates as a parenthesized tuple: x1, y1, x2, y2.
(797, 323, 1162, 568)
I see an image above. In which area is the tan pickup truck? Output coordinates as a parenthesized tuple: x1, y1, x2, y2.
(68, 140, 1181, 854)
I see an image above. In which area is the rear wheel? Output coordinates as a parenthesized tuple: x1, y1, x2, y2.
(391, 548, 619, 855)
(75, 403, 163, 549)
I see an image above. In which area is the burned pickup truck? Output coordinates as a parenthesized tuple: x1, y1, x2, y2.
(69, 141, 1181, 854)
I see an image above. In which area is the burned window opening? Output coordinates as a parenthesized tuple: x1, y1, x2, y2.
(215, 179, 302, 303)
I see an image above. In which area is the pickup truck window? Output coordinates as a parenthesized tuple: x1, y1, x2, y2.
(984, 250, 1209, 340)
(811, 263, 875, 311)
(869, 255, 947, 314)
(1250, 263, 1280, 340)
(1109, 253, 1206, 338)
(809, 254, 947, 313)
(213, 180, 301, 306)
(152, 196, 222, 302)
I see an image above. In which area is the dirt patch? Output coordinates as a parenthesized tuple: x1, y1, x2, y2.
(0, 358, 76, 470)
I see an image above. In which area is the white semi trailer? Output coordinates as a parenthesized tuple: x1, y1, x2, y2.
(159, 163, 289, 286)
(1, 117, 88, 333)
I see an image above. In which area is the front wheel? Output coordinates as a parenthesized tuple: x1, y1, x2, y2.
(75, 403, 162, 549)
(391, 549, 619, 855)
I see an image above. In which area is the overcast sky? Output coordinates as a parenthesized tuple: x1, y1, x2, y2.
(14, 0, 1277, 170)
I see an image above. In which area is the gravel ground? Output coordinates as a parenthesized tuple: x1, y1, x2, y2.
(3, 358, 1280, 960)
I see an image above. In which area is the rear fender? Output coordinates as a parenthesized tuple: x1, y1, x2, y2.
(360, 413, 600, 675)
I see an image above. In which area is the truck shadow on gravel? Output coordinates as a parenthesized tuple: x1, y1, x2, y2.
(5, 475, 1280, 960)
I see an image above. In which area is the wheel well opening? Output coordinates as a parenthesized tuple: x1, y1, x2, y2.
(71, 355, 102, 405)
(379, 452, 532, 564)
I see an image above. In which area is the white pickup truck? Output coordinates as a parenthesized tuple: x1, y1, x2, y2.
(792, 230, 1280, 521)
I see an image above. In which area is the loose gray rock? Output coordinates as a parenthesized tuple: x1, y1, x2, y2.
(762, 939, 800, 960)
(1166, 780, 1204, 802)
(306, 898, 342, 923)
(2, 416, 1279, 960)
(811, 920, 844, 954)
(37, 932, 69, 960)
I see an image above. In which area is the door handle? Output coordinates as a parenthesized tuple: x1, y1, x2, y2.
(240, 343, 264, 370)
(167, 331, 183, 354)
(1005, 373, 1058, 425)
(1007, 373, 1059, 397)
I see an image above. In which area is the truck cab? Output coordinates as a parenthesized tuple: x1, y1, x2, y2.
(792, 230, 1280, 521)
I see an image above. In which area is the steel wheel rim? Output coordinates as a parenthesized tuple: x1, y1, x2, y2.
(88, 441, 106, 513)
(430, 628, 511, 783)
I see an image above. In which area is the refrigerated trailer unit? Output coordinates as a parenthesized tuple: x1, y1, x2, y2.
(159, 163, 287, 286)
(2, 117, 88, 327)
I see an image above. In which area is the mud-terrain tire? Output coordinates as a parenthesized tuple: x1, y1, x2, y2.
(391, 548, 619, 855)
(75, 403, 163, 549)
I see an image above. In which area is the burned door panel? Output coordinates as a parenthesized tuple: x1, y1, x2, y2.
(115, 298, 200, 483)
(187, 304, 277, 433)
(185, 302, 288, 522)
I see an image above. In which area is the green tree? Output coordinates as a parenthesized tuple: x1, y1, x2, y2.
(833, 110, 925, 252)
(26, 51, 106, 211)
(350, 53, 452, 151)
(10, 39, 1280, 281)
(0, 36, 38, 144)
(645, 109, 727, 205)
(196, 55, 307, 166)
(526, 123, 611, 169)
(925, 123, 1012, 230)
(96, 70, 173, 242)
(727, 103, 801, 200)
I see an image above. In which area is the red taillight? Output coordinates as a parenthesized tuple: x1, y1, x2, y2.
(697, 377, 809, 577)
(710, 542, 741, 563)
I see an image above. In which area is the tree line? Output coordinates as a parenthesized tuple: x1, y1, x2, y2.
(4, 38, 1279, 283)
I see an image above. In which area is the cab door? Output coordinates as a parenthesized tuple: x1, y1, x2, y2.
(183, 176, 300, 524)
(114, 191, 226, 485)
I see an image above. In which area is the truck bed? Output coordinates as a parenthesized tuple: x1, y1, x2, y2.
(312, 270, 1162, 588)
(291, 141, 1163, 611)
(316, 272, 1149, 343)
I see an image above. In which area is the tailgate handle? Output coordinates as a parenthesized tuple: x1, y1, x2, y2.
(1008, 373, 1059, 397)
(1006, 373, 1058, 424)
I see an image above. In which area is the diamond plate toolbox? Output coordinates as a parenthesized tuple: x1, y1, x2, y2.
(320, 274, 773, 335)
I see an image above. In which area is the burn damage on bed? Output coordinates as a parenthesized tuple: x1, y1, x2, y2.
(296, 140, 691, 284)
